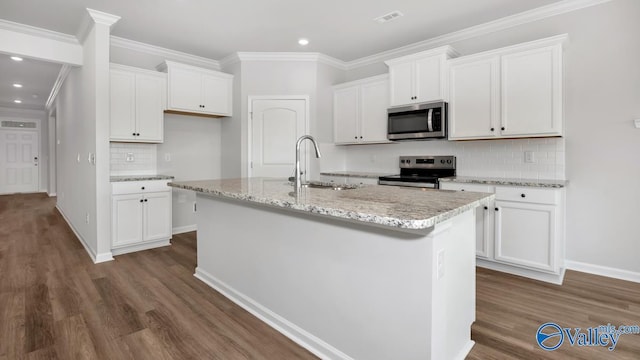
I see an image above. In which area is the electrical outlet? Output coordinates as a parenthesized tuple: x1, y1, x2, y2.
(524, 151, 536, 163)
(437, 249, 445, 279)
(85, 212, 90, 224)
(634, 119, 640, 128)
(126, 153, 135, 162)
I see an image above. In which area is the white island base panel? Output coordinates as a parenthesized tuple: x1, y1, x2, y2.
(194, 194, 476, 360)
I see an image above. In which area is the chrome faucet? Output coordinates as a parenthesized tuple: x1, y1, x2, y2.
(294, 135, 322, 191)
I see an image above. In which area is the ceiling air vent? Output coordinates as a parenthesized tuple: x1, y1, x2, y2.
(374, 11, 404, 24)
(1, 121, 36, 129)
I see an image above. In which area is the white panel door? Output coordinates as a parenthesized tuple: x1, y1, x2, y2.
(142, 191, 172, 242)
(359, 79, 389, 143)
(0, 130, 39, 194)
(109, 70, 136, 140)
(388, 61, 414, 106)
(333, 87, 359, 144)
(415, 56, 443, 102)
(169, 66, 202, 112)
(202, 73, 232, 116)
(112, 194, 143, 247)
(501, 45, 562, 136)
(135, 73, 164, 142)
(449, 57, 500, 140)
(250, 99, 307, 178)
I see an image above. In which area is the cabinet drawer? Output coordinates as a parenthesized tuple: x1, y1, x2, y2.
(440, 182, 493, 193)
(495, 186, 558, 204)
(112, 180, 171, 195)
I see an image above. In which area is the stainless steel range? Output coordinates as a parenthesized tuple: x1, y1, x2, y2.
(378, 156, 456, 189)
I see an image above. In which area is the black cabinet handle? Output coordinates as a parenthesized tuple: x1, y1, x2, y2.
(495, 207, 499, 211)
(359, 136, 363, 139)
(137, 133, 140, 136)
(484, 206, 488, 210)
(139, 199, 143, 203)
(490, 128, 495, 132)
(461, 189, 465, 191)
(521, 193, 526, 198)
(144, 199, 148, 202)
(141, 186, 145, 190)
(501, 127, 505, 131)
(132, 132, 136, 136)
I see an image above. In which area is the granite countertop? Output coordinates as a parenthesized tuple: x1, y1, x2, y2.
(110, 174, 175, 182)
(169, 178, 493, 230)
(320, 171, 394, 179)
(439, 176, 567, 188)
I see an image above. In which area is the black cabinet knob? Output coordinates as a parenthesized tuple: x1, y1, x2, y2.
(490, 128, 495, 132)
(144, 199, 148, 202)
(521, 194, 526, 198)
(501, 127, 505, 131)
(495, 207, 499, 211)
(461, 189, 465, 191)
(132, 132, 136, 136)
(141, 186, 145, 190)
(359, 136, 363, 139)
(139, 199, 143, 203)
(484, 206, 488, 210)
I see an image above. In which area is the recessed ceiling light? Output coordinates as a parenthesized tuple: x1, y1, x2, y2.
(298, 38, 309, 46)
(13, 83, 23, 88)
(10, 56, 23, 62)
(14, 99, 22, 104)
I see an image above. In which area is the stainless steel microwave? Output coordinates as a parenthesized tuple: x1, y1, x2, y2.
(387, 101, 447, 141)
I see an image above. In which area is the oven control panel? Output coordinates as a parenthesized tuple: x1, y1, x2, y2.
(399, 156, 455, 169)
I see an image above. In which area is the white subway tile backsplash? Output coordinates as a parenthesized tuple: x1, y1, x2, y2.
(110, 143, 158, 176)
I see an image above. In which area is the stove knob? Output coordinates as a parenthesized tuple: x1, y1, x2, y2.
(440, 159, 445, 164)
(406, 160, 411, 164)
(447, 160, 452, 164)
(401, 160, 405, 164)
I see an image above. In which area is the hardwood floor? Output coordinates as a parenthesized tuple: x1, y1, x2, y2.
(1, 193, 639, 359)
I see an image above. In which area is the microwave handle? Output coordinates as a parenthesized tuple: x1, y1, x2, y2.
(427, 108, 434, 132)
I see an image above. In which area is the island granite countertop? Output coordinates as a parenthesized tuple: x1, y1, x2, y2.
(439, 176, 567, 188)
(320, 171, 393, 179)
(169, 178, 494, 230)
(110, 174, 175, 182)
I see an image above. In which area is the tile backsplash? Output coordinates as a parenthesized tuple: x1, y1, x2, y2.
(110, 143, 157, 176)
(330, 137, 566, 180)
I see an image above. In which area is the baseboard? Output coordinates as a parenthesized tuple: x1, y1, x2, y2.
(48, 192, 56, 197)
(194, 267, 353, 360)
(565, 260, 640, 284)
(476, 259, 565, 285)
(112, 239, 171, 256)
(453, 340, 475, 360)
(55, 205, 113, 264)
(172, 224, 197, 235)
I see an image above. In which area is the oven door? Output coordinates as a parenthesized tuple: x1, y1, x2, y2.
(387, 101, 446, 140)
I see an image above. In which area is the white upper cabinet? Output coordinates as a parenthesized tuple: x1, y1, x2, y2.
(333, 75, 390, 145)
(448, 35, 566, 140)
(110, 64, 166, 143)
(159, 60, 233, 117)
(385, 46, 459, 107)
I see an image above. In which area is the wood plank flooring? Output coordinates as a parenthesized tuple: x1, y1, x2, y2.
(1, 193, 639, 359)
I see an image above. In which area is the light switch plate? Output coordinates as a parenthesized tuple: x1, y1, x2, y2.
(126, 153, 135, 162)
(634, 119, 640, 128)
(524, 151, 536, 163)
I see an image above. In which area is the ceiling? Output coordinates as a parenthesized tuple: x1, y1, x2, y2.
(0, 0, 564, 62)
(0, 54, 61, 111)
(0, 0, 568, 112)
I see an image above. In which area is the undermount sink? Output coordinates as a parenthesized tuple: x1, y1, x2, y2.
(290, 180, 360, 191)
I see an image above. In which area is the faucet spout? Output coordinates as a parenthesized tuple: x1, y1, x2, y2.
(294, 135, 322, 191)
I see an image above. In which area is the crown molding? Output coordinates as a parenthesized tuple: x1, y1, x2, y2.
(46, 65, 72, 111)
(110, 36, 221, 71)
(219, 52, 348, 70)
(345, 0, 612, 70)
(0, 18, 78, 45)
(77, 8, 121, 43)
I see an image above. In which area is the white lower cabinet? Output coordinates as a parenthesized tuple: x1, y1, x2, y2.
(111, 180, 172, 255)
(440, 182, 565, 283)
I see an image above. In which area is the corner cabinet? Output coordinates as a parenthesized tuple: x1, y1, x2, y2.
(448, 35, 566, 140)
(110, 64, 166, 143)
(333, 75, 390, 145)
(440, 182, 565, 284)
(385, 46, 459, 107)
(158, 61, 233, 117)
(111, 180, 172, 256)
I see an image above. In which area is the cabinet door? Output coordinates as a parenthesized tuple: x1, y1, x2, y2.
(415, 56, 443, 102)
(202, 73, 232, 116)
(359, 79, 390, 143)
(333, 87, 360, 144)
(142, 191, 172, 242)
(110, 70, 136, 140)
(112, 194, 143, 247)
(494, 201, 557, 272)
(449, 57, 500, 140)
(501, 45, 562, 137)
(135, 74, 164, 142)
(388, 61, 414, 107)
(168, 66, 202, 112)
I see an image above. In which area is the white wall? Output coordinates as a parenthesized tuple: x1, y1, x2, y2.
(156, 113, 222, 232)
(337, 0, 640, 276)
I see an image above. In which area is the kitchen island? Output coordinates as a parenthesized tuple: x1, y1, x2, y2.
(169, 178, 493, 360)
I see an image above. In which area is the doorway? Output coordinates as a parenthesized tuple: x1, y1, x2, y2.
(0, 127, 40, 194)
(248, 96, 309, 179)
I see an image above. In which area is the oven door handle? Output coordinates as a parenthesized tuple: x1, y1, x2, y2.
(427, 108, 434, 132)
